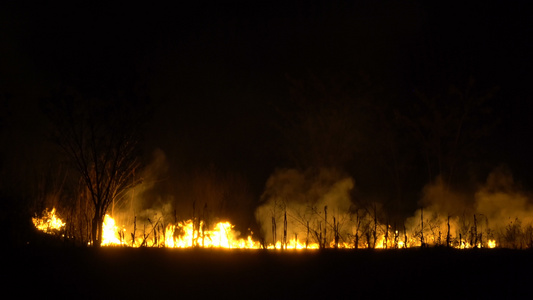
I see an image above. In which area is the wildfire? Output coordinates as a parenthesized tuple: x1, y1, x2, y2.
(32, 208, 65, 234)
(162, 220, 260, 249)
(95, 214, 497, 250)
(99, 216, 263, 249)
(30, 208, 508, 250)
(97, 215, 324, 249)
(102, 214, 126, 246)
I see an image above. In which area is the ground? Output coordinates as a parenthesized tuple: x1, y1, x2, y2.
(8, 245, 533, 299)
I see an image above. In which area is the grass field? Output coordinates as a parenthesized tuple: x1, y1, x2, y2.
(9, 245, 533, 299)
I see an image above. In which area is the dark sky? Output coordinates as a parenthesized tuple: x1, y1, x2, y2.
(1, 1, 532, 211)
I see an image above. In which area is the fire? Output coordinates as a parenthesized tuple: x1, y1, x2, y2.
(99, 215, 322, 249)
(102, 214, 126, 246)
(164, 220, 263, 249)
(32, 208, 65, 234)
(30, 208, 516, 250)
(101, 216, 263, 249)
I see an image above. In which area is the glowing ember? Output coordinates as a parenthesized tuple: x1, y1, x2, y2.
(32, 208, 65, 234)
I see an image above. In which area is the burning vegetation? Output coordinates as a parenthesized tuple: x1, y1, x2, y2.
(32, 166, 533, 250)
(29, 206, 509, 249)
(29, 93, 533, 250)
(32, 207, 65, 235)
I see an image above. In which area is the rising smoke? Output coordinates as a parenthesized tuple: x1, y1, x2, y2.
(254, 167, 355, 246)
(255, 165, 533, 248)
(475, 165, 533, 247)
(404, 165, 533, 248)
(112, 148, 173, 233)
(113, 148, 257, 240)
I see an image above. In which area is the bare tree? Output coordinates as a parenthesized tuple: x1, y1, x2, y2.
(279, 72, 366, 170)
(396, 77, 498, 186)
(41, 88, 147, 246)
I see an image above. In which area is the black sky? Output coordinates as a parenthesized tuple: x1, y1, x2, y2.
(1, 1, 533, 212)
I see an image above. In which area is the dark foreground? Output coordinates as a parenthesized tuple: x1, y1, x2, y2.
(7, 246, 533, 299)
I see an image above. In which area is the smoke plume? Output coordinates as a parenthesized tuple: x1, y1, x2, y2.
(404, 165, 533, 248)
(254, 168, 355, 246)
(112, 148, 173, 231)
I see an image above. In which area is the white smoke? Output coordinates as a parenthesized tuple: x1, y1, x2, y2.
(112, 148, 173, 231)
(254, 168, 355, 246)
(403, 165, 533, 248)
(474, 166, 533, 247)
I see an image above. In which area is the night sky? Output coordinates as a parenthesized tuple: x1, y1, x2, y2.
(1, 2, 532, 226)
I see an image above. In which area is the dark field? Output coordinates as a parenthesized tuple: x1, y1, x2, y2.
(8, 246, 533, 299)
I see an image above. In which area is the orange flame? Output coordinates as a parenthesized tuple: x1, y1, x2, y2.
(31, 208, 507, 250)
(32, 208, 65, 234)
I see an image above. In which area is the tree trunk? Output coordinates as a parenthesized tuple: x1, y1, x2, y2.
(272, 216, 276, 247)
(324, 206, 328, 249)
(384, 223, 389, 249)
(373, 206, 377, 249)
(473, 214, 478, 248)
(420, 208, 424, 247)
(446, 215, 451, 247)
(283, 211, 287, 250)
(306, 221, 309, 249)
(92, 213, 103, 247)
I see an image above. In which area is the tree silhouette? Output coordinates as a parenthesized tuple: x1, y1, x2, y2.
(396, 77, 498, 186)
(279, 72, 367, 170)
(41, 87, 148, 246)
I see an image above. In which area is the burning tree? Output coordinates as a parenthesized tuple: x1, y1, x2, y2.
(41, 88, 147, 246)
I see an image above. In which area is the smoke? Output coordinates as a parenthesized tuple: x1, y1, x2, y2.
(113, 148, 257, 238)
(475, 165, 533, 231)
(419, 176, 472, 216)
(254, 168, 355, 245)
(405, 175, 471, 227)
(403, 176, 471, 245)
(403, 165, 533, 247)
(111, 153, 533, 248)
(113, 148, 173, 229)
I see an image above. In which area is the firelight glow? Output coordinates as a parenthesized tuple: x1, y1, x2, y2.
(33, 209, 499, 250)
(32, 207, 65, 234)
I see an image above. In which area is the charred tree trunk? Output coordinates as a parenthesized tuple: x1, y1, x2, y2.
(324, 206, 328, 248)
(192, 201, 197, 247)
(354, 212, 361, 249)
(306, 221, 310, 249)
(272, 216, 276, 247)
(420, 208, 425, 247)
(394, 224, 400, 249)
(91, 205, 104, 247)
(473, 214, 478, 248)
(91, 218, 99, 247)
(446, 215, 451, 247)
(333, 217, 337, 249)
(319, 222, 323, 249)
(384, 223, 389, 249)
(366, 229, 372, 249)
(373, 207, 377, 249)
(404, 225, 408, 249)
(131, 216, 136, 247)
(283, 211, 287, 250)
